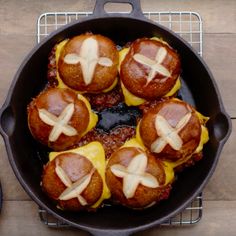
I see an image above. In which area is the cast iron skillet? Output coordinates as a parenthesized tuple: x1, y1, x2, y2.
(0, 0, 232, 235)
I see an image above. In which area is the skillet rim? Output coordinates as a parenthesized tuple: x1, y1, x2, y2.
(0, 14, 232, 234)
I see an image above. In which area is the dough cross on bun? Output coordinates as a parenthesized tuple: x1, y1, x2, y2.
(151, 112, 192, 153)
(55, 159, 95, 206)
(38, 103, 77, 142)
(63, 37, 113, 85)
(120, 38, 181, 100)
(133, 47, 171, 85)
(110, 153, 159, 199)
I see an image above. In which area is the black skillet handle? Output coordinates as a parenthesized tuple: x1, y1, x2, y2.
(211, 111, 232, 146)
(88, 229, 131, 236)
(0, 104, 15, 139)
(93, 0, 145, 19)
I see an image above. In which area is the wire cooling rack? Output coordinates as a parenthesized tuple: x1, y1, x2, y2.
(37, 11, 203, 228)
(37, 11, 202, 56)
(39, 194, 202, 227)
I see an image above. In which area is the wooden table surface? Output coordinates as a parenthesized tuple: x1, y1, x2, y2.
(0, 0, 235, 235)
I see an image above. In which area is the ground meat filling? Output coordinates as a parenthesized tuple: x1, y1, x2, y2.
(47, 45, 58, 86)
(77, 127, 136, 159)
(86, 85, 123, 111)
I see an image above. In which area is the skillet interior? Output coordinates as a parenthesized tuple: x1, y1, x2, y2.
(0, 16, 231, 233)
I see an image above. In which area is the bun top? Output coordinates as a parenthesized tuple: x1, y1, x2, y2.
(42, 152, 103, 210)
(120, 38, 181, 99)
(139, 99, 201, 160)
(105, 144, 172, 209)
(28, 88, 92, 150)
(107, 146, 165, 199)
(58, 33, 119, 93)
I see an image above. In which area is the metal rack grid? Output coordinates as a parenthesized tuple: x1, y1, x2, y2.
(39, 194, 202, 227)
(37, 11, 202, 56)
(37, 11, 203, 227)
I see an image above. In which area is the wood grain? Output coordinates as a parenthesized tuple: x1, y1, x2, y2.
(0, 201, 89, 236)
(0, 0, 235, 36)
(0, 200, 235, 236)
(204, 33, 236, 117)
(0, 35, 35, 106)
(136, 200, 236, 236)
(0, 139, 29, 200)
(141, 0, 236, 34)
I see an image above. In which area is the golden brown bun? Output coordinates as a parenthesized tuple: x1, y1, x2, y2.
(42, 153, 103, 211)
(140, 99, 201, 160)
(27, 88, 89, 151)
(58, 33, 119, 93)
(106, 147, 171, 209)
(120, 38, 180, 99)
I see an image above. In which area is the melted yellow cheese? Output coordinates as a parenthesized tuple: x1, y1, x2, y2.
(55, 39, 117, 93)
(194, 123, 209, 154)
(164, 155, 192, 170)
(77, 94, 98, 136)
(122, 137, 174, 186)
(162, 162, 175, 185)
(150, 37, 170, 46)
(118, 47, 129, 72)
(197, 111, 209, 124)
(49, 141, 111, 208)
(122, 137, 145, 150)
(55, 39, 70, 90)
(164, 78, 181, 97)
(121, 82, 146, 106)
(135, 122, 145, 147)
(118, 47, 181, 106)
(102, 77, 118, 93)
